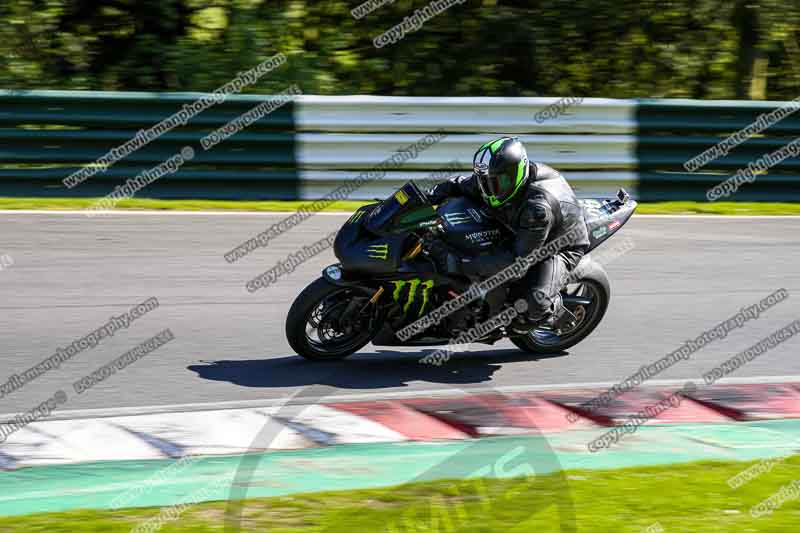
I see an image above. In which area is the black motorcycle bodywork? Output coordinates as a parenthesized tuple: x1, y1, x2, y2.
(286, 177, 635, 359)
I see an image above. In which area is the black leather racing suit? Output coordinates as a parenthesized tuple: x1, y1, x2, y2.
(426, 162, 590, 323)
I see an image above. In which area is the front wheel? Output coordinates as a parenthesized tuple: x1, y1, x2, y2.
(285, 277, 382, 361)
(511, 259, 610, 354)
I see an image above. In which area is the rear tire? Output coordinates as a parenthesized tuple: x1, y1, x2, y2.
(286, 277, 379, 361)
(511, 258, 610, 354)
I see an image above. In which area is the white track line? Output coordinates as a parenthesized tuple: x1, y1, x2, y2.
(5, 374, 798, 422)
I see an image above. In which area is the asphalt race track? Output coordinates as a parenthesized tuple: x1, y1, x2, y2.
(1, 212, 798, 416)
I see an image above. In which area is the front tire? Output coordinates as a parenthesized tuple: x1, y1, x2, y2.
(511, 259, 610, 354)
(286, 277, 380, 361)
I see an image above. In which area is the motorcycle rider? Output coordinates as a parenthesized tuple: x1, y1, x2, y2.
(425, 137, 590, 331)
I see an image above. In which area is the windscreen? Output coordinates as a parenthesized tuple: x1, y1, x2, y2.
(363, 181, 436, 235)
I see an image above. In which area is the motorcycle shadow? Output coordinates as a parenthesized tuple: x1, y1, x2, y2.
(188, 348, 568, 390)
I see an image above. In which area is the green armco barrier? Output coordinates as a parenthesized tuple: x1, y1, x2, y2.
(636, 98, 800, 201)
(0, 90, 295, 128)
(0, 90, 300, 199)
(636, 98, 800, 132)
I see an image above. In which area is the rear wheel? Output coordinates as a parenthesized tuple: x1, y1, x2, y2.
(286, 277, 382, 361)
(511, 261, 610, 354)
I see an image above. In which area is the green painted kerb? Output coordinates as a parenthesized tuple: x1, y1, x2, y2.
(1, 419, 799, 517)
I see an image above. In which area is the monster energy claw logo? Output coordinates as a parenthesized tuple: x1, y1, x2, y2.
(444, 212, 472, 226)
(367, 243, 389, 260)
(467, 208, 484, 222)
(391, 278, 435, 316)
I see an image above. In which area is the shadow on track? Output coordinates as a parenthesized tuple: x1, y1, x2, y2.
(188, 348, 568, 390)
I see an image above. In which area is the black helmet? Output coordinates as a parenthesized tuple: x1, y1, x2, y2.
(473, 137, 530, 207)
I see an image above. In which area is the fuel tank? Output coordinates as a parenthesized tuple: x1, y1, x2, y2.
(436, 197, 506, 254)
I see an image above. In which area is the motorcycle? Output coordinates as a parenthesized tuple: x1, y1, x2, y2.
(286, 181, 636, 360)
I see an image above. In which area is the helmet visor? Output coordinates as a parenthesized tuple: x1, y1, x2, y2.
(483, 170, 516, 200)
(477, 167, 523, 206)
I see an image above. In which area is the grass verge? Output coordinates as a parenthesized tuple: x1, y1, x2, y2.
(2, 456, 798, 532)
(0, 197, 798, 215)
(634, 201, 800, 215)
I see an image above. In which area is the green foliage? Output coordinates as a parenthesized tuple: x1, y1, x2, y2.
(1, 0, 800, 98)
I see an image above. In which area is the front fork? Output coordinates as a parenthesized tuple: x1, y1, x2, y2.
(322, 265, 389, 333)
